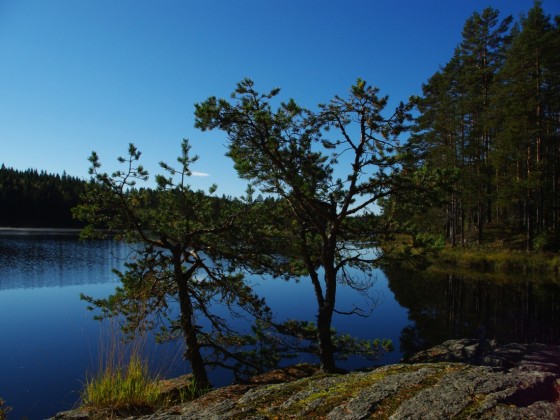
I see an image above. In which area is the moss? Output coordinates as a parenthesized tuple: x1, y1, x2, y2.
(455, 393, 489, 419)
(289, 373, 380, 416)
(370, 364, 467, 418)
(297, 364, 454, 417)
(235, 364, 463, 419)
(233, 373, 333, 418)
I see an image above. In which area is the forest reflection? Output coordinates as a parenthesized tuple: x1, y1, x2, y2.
(0, 234, 128, 290)
(385, 267, 560, 359)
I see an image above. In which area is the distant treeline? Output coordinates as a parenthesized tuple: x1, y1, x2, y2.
(0, 164, 86, 228)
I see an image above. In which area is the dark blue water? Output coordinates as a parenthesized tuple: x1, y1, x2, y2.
(0, 233, 134, 419)
(0, 233, 409, 419)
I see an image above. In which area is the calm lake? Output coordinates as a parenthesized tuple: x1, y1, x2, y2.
(1, 231, 559, 419)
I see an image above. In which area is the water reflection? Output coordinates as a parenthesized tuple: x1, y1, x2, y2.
(0, 233, 129, 290)
(0, 235, 411, 419)
(385, 267, 560, 359)
(0, 234, 136, 419)
(6, 233, 558, 418)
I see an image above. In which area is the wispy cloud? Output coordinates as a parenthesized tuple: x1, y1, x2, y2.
(191, 171, 210, 177)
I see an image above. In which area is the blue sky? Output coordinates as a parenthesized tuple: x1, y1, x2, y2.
(1, 0, 559, 197)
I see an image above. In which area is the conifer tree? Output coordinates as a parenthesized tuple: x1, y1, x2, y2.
(411, 7, 513, 245)
(409, 2, 560, 249)
(75, 141, 274, 388)
(458, 7, 512, 242)
(492, 1, 560, 249)
(195, 79, 441, 371)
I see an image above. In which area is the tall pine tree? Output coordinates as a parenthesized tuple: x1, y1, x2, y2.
(412, 7, 512, 245)
(492, 0, 560, 249)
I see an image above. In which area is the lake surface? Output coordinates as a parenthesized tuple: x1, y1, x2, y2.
(1, 233, 559, 419)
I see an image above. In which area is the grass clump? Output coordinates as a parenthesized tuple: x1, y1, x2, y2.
(82, 353, 163, 411)
(81, 323, 209, 416)
(82, 351, 207, 416)
(0, 398, 10, 420)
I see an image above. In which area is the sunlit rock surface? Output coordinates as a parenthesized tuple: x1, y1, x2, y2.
(52, 339, 560, 419)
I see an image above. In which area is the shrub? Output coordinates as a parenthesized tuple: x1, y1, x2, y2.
(534, 230, 560, 252)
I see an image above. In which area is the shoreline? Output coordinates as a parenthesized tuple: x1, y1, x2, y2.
(433, 246, 560, 278)
(50, 339, 560, 419)
(0, 227, 83, 236)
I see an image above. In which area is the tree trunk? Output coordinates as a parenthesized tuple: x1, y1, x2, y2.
(526, 144, 534, 251)
(174, 254, 211, 389)
(526, 203, 534, 252)
(317, 244, 338, 373)
(449, 194, 457, 246)
(461, 208, 465, 246)
(179, 290, 211, 389)
(317, 300, 336, 372)
(477, 200, 484, 244)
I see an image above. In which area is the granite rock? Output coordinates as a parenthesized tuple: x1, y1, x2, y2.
(52, 340, 560, 420)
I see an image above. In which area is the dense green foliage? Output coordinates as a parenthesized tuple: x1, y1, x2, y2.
(0, 164, 86, 227)
(389, 2, 560, 251)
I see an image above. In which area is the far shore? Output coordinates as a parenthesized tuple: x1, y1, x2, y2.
(0, 227, 83, 236)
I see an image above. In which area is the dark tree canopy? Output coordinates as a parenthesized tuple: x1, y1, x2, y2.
(194, 78, 440, 371)
(74, 141, 277, 387)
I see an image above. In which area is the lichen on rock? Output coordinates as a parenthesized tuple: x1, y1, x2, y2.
(52, 340, 560, 419)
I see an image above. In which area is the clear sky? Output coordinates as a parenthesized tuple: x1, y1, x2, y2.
(1, 0, 559, 197)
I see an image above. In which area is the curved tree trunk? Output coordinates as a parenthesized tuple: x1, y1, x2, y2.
(174, 253, 211, 390)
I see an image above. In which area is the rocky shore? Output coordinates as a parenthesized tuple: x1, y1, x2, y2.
(52, 339, 560, 419)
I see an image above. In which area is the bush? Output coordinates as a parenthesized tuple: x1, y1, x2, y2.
(415, 233, 446, 250)
(534, 230, 560, 252)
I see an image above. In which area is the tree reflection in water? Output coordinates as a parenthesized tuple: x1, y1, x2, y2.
(384, 267, 560, 359)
